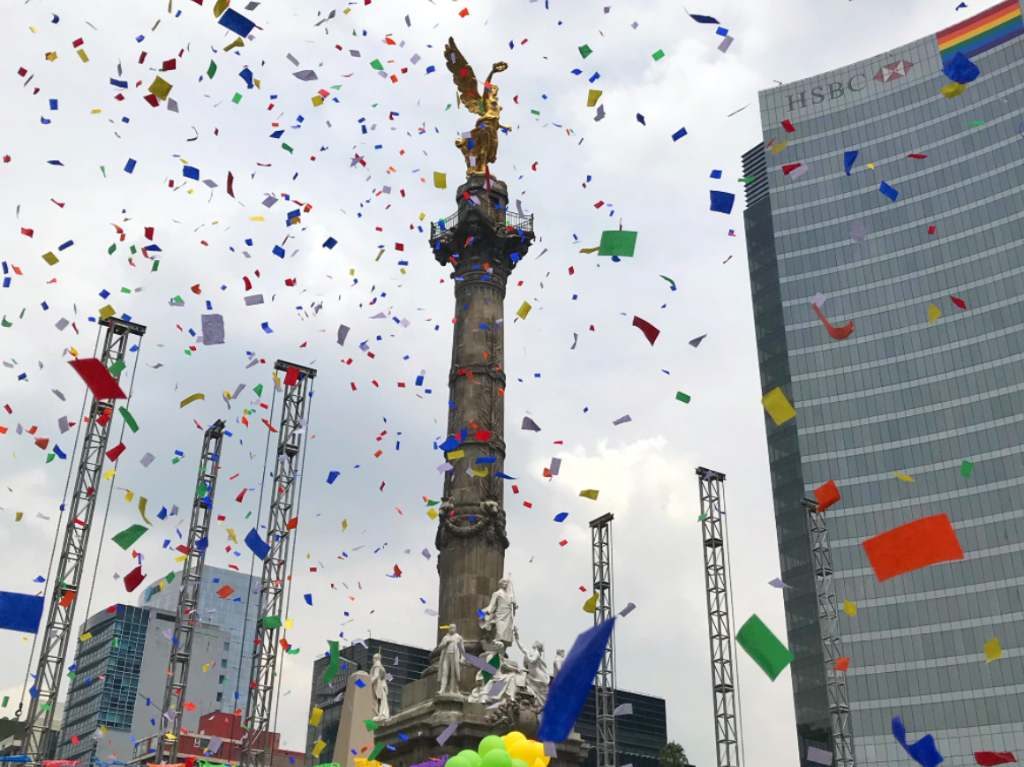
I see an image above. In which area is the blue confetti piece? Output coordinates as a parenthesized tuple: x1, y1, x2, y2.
(671, 126, 688, 141)
(183, 165, 200, 180)
(124, 158, 137, 174)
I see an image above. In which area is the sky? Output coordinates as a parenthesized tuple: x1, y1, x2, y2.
(0, 0, 968, 765)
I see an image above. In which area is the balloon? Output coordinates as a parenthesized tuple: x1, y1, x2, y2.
(446, 757, 468, 767)
(507, 742, 531, 763)
(520, 741, 544, 764)
(511, 760, 528, 767)
(478, 736, 506, 757)
(530, 757, 550, 767)
(457, 751, 482, 767)
(504, 732, 527, 747)
(481, 750, 512, 767)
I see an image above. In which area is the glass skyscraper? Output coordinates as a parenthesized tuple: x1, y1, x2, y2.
(743, 1, 1024, 765)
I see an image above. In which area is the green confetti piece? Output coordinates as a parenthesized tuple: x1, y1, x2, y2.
(107, 244, 117, 255)
(675, 391, 691, 404)
(120, 287, 131, 294)
(598, 230, 638, 257)
(652, 49, 665, 61)
(232, 92, 243, 104)
(261, 615, 282, 629)
(118, 406, 139, 433)
(323, 640, 340, 684)
(739, 175, 756, 184)
(1, 317, 12, 328)
(253, 383, 264, 397)
(207, 60, 218, 79)
(100, 166, 107, 178)
(108, 359, 126, 377)
(960, 460, 974, 478)
(530, 109, 540, 116)
(46, 453, 56, 464)
(737, 614, 793, 681)
(363, 719, 380, 732)
(151, 260, 160, 272)
(968, 119, 985, 128)
(370, 58, 384, 71)
(282, 143, 294, 154)
(112, 524, 149, 550)
(578, 44, 593, 59)
(369, 743, 387, 761)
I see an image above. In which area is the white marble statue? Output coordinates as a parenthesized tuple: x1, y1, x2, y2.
(437, 623, 467, 696)
(481, 577, 517, 645)
(369, 652, 390, 721)
(513, 628, 551, 706)
(552, 648, 566, 677)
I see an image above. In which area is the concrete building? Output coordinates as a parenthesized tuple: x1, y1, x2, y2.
(308, 638, 667, 767)
(131, 711, 308, 767)
(138, 565, 259, 715)
(307, 639, 432, 759)
(742, 1, 1024, 764)
(55, 604, 227, 765)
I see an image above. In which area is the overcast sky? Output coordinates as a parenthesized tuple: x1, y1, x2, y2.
(1, 0, 963, 764)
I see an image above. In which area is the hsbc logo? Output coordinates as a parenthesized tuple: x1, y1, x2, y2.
(784, 59, 914, 112)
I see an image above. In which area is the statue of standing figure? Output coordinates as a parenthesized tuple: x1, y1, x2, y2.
(437, 624, 467, 696)
(481, 577, 517, 645)
(370, 652, 390, 721)
(513, 628, 551, 706)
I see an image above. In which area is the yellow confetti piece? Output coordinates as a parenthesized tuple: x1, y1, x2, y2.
(124, 489, 134, 502)
(433, 171, 447, 189)
(426, 508, 438, 520)
(174, 554, 187, 563)
(312, 738, 327, 758)
(45, 51, 58, 61)
(866, 162, 876, 170)
(79, 632, 93, 642)
(762, 386, 796, 426)
(179, 392, 205, 408)
(341, 519, 349, 531)
(927, 303, 942, 324)
(90, 108, 102, 114)
(985, 637, 1002, 663)
(311, 95, 324, 107)
(516, 301, 532, 320)
(226, 528, 238, 544)
(77, 48, 89, 63)
(471, 467, 489, 477)
(941, 82, 967, 99)
(579, 489, 600, 500)
(418, 212, 426, 221)
(148, 76, 173, 101)
(102, 468, 116, 481)
(249, 215, 265, 222)
(841, 599, 857, 617)
(770, 140, 789, 155)
(309, 707, 324, 727)
(201, 662, 211, 672)
(582, 593, 598, 613)
(579, 246, 600, 254)
(213, 0, 230, 16)
(98, 304, 115, 320)
(285, 618, 294, 630)
(587, 89, 602, 107)
(15, 512, 23, 522)
(894, 471, 915, 483)
(446, 449, 465, 461)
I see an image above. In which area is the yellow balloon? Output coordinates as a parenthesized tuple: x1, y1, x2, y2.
(505, 731, 527, 747)
(508, 743, 530, 762)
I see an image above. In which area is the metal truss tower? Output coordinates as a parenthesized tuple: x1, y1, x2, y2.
(697, 467, 740, 767)
(803, 497, 855, 767)
(23, 317, 146, 761)
(239, 361, 317, 767)
(590, 513, 617, 767)
(157, 419, 227, 764)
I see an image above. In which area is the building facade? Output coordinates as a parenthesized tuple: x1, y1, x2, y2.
(56, 604, 227, 766)
(131, 711, 308, 767)
(306, 638, 667, 767)
(139, 564, 259, 714)
(574, 689, 668, 767)
(306, 639, 432, 758)
(744, 2, 1024, 765)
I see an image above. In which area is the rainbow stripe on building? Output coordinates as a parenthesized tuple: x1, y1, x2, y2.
(937, 0, 1024, 63)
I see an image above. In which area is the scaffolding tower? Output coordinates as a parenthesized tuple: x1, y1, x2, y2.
(803, 497, 855, 767)
(157, 419, 227, 764)
(590, 513, 617, 767)
(239, 361, 317, 767)
(22, 317, 146, 761)
(697, 467, 740, 767)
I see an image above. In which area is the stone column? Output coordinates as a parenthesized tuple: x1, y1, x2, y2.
(431, 174, 533, 657)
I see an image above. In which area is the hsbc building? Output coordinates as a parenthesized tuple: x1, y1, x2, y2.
(742, 1, 1024, 766)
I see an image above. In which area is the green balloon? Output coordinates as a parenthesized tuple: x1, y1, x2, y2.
(481, 749, 512, 767)
(447, 757, 467, 767)
(478, 736, 506, 757)
(511, 759, 529, 767)
(458, 750, 482, 767)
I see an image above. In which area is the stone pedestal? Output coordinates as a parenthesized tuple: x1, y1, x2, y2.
(332, 671, 375, 767)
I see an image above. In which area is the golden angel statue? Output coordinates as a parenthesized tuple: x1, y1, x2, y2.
(444, 37, 510, 176)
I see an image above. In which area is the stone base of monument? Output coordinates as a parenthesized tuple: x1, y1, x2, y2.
(372, 672, 585, 767)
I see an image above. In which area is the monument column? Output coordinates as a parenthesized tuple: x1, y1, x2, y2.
(431, 174, 533, 656)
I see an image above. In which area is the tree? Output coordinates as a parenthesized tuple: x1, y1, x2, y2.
(659, 741, 691, 767)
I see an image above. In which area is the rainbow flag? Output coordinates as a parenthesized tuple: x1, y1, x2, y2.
(936, 0, 1024, 63)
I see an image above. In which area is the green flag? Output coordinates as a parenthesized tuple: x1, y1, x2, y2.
(598, 230, 638, 257)
(112, 524, 149, 550)
(736, 614, 793, 681)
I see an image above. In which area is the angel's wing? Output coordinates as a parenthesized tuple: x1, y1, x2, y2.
(444, 37, 482, 111)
